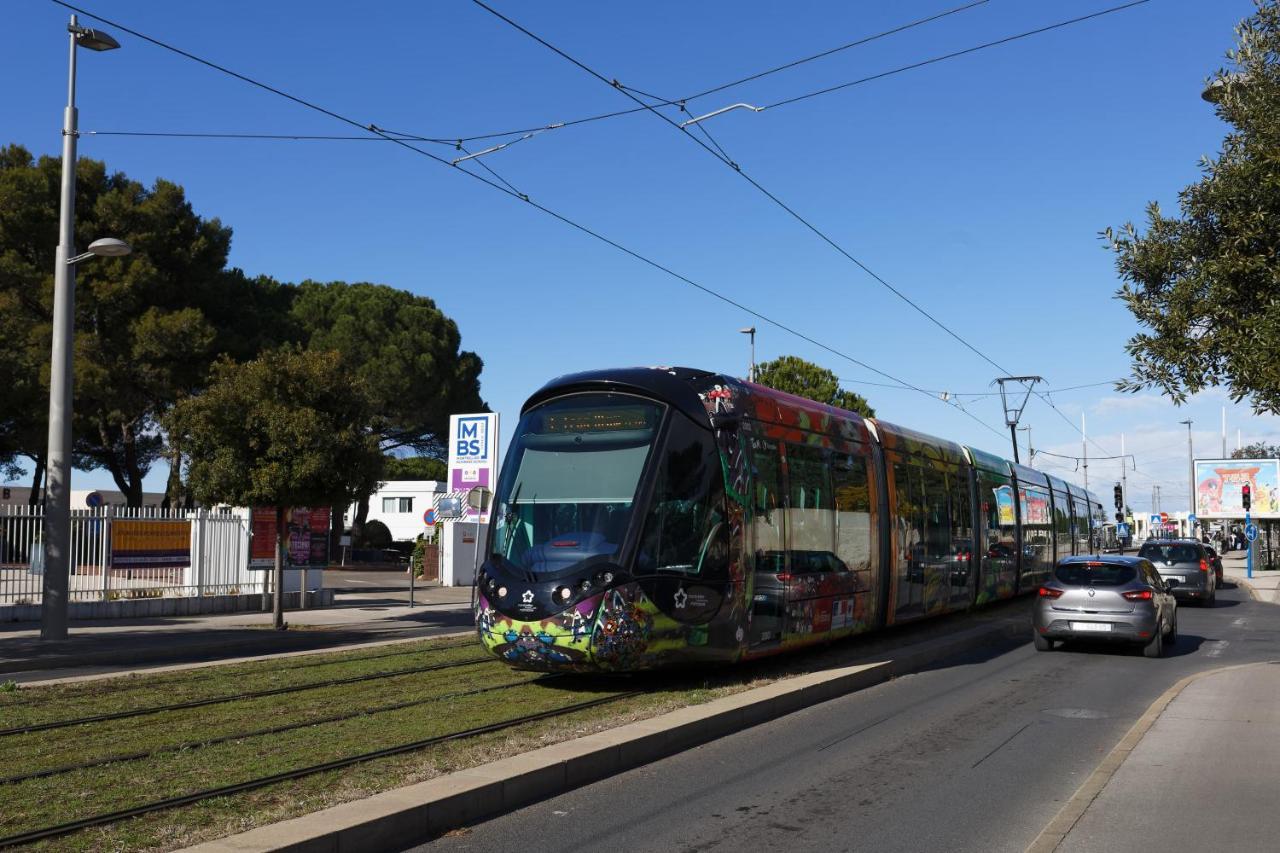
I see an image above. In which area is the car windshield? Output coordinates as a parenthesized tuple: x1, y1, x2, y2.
(1138, 543, 1199, 563)
(490, 393, 664, 577)
(1054, 563, 1137, 586)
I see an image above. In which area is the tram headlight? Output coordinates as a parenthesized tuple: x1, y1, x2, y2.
(497, 586, 508, 598)
(554, 586, 573, 604)
(579, 579, 591, 592)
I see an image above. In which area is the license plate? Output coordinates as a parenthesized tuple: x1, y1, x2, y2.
(1165, 576, 1184, 583)
(1071, 622, 1112, 633)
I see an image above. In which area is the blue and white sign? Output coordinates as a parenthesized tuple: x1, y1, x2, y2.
(1150, 514, 1161, 527)
(446, 412, 500, 522)
(1118, 523, 1130, 537)
(1246, 523, 1259, 542)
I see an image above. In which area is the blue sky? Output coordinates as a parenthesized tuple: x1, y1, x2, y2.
(5, 0, 1274, 514)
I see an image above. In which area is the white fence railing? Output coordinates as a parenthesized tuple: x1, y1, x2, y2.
(0, 505, 261, 605)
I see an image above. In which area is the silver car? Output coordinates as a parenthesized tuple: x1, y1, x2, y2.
(1137, 539, 1217, 606)
(1032, 556, 1178, 657)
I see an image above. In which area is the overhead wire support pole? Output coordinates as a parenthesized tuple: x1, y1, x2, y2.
(993, 376, 1043, 465)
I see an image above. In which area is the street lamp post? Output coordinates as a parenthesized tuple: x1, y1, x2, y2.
(739, 327, 756, 382)
(40, 15, 129, 641)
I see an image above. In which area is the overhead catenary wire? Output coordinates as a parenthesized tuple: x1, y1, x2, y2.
(763, 0, 1153, 111)
(50, 1, 1017, 449)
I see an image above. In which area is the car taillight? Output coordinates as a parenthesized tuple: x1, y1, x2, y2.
(1123, 589, 1154, 601)
(1038, 586, 1063, 599)
(1199, 559, 1208, 572)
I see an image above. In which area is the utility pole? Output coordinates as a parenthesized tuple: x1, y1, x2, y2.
(1120, 433, 1128, 519)
(1018, 425, 1034, 463)
(993, 376, 1043, 465)
(1180, 419, 1194, 532)
(1082, 413, 1089, 494)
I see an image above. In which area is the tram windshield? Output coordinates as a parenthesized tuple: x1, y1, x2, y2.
(491, 393, 664, 577)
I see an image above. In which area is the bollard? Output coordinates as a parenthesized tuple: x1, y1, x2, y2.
(408, 556, 415, 608)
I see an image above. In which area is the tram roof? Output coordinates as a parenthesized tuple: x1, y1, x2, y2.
(524, 366, 723, 425)
(870, 419, 968, 466)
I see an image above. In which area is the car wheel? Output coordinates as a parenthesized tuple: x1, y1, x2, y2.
(1164, 611, 1177, 643)
(1033, 632, 1053, 652)
(1143, 628, 1163, 658)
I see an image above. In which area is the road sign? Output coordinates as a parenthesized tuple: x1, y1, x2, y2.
(1188, 513, 1197, 524)
(1118, 523, 1130, 537)
(423, 508, 436, 527)
(1246, 523, 1259, 542)
(1160, 512, 1169, 524)
(1150, 514, 1161, 527)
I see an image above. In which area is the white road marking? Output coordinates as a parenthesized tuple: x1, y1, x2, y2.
(1204, 640, 1230, 658)
(1233, 617, 1249, 628)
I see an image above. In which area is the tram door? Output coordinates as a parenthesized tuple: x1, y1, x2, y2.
(780, 443, 860, 641)
(748, 437, 786, 648)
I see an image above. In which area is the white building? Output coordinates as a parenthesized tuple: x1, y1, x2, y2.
(0, 486, 167, 509)
(348, 480, 445, 542)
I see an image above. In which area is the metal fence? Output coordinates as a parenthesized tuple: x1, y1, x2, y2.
(0, 505, 261, 605)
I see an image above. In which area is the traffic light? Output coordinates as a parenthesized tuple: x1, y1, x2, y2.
(1113, 484, 1123, 510)
(1243, 483, 1252, 511)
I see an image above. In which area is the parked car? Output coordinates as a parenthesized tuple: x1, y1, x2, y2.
(1032, 556, 1178, 657)
(1203, 544, 1225, 586)
(1137, 539, 1217, 606)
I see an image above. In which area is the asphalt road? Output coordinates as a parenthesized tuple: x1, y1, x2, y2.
(416, 580, 1280, 853)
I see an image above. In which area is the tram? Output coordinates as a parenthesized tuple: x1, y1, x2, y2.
(474, 367, 1105, 672)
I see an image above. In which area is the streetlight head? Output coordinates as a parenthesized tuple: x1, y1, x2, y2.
(87, 237, 131, 257)
(72, 25, 121, 52)
(739, 327, 755, 335)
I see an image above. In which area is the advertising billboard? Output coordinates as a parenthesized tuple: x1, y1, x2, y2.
(447, 412, 500, 523)
(249, 506, 331, 569)
(1193, 458, 1280, 519)
(110, 519, 192, 571)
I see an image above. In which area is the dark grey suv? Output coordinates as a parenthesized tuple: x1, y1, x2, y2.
(1032, 556, 1178, 657)
(1137, 539, 1216, 606)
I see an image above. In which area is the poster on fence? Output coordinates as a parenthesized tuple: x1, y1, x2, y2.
(111, 519, 192, 571)
(249, 506, 331, 570)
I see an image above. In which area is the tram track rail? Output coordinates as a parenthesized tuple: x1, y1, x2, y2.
(0, 690, 641, 849)
(0, 674, 553, 787)
(0, 655, 493, 737)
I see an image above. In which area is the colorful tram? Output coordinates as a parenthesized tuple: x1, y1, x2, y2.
(475, 367, 1106, 671)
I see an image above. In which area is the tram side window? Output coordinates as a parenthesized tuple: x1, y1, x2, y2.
(923, 465, 950, 566)
(834, 452, 873, 575)
(982, 479, 1017, 559)
(1053, 491, 1072, 558)
(949, 469, 972, 555)
(892, 459, 924, 577)
(751, 438, 786, 573)
(785, 444, 837, 572)
(636, 416, 726, 578)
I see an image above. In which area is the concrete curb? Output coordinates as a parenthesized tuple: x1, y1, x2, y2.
(186, 619, 1022, 853)
(1024, 661, 1261, 853)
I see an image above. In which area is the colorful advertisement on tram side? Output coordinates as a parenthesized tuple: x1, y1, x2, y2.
(993, 485, 1016, 525)
(1194, 459, 1280, 518)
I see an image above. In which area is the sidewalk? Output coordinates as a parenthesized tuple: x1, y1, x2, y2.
(1033, 662, 1280, 852)
(1220, 548, 1280, 603)
(0, 579, 474, 683)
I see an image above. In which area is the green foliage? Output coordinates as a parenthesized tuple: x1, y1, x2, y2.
(0, 680, 18, 693)
(363, 520, 392, 549)
(166, 348, 383, 509)
(290, 281, 485, 454)
(0, 145, 295, 502)
(755, 355, 875, 418)
(1232, 441, 1280, 459)
(383, 455, 446, 480)
(1107, 1, 1280, 413)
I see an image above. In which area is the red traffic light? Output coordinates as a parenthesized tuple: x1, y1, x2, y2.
(1243, 484, 1252, 511)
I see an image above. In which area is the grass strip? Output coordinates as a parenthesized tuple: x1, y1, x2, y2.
(0, 690, 639, 849)
(0, 635, 477, 724)
(0, 675, 553, 786)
